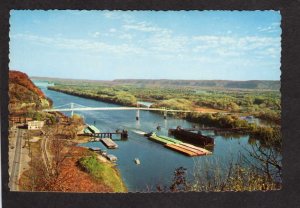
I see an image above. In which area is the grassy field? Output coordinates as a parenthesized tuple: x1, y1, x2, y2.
(78, 155, 127, 193)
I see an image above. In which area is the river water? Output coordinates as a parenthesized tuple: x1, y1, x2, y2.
(35, 82, 257, 192)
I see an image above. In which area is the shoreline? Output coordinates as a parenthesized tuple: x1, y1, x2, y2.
(48, 86, 279, 142)
(48, 86, 136, 107)
(65, 119, 128, 192)
(17, 110, 127, 192)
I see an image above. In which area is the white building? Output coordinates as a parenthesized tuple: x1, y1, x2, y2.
(27, 121, 44, 130)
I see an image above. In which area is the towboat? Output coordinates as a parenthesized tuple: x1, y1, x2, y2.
(144, 132, 153, 137)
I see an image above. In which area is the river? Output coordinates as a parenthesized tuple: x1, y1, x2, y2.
(35, 81, 258, 192)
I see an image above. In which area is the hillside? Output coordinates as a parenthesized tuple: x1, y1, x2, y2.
(31, 76, 280, 90)
(112, 79, 280, 90)
(9, 70, 52, 115)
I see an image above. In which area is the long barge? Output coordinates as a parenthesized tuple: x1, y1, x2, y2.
(147, 133, 211, 156)
(164, 143, 198, 156)
(148, 133, 173, 145)
(168, 127, 214, 146)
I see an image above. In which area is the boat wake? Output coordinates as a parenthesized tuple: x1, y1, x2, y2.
(131, 129, 147, 135)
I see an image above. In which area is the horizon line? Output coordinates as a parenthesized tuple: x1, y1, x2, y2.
(29, 75, 280, 82)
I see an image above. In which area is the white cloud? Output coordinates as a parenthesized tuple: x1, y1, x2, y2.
(102, 11, 134, 24)
(119, 33, 133, 40)
(92, 32, 100, 38)
(123, 21, 172, 35)
(123, 23, 159, 32)
(109, 28, 116, 33)
(12, 33, 146, 56)
(12, 23, 281, 64)
(148, 34, 188, 53)
(191, 35, 280, 57)
(257, 22, 281, 33)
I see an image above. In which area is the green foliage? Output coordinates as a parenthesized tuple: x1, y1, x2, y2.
(25, 111, 47, 121)
(152, 98, 195, 110)
(48, 82, 280, 127)
(186, 113, 248, 129)
(78, 155, 127, 192)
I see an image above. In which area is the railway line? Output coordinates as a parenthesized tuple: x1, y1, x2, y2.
(9, 128, 23, 191)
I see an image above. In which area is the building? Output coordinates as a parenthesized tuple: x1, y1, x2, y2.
(9, 116, 33, 124)
(27, 121, 45, 130)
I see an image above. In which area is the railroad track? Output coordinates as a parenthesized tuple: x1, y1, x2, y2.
(9, 128, 23, 191)
(41, 135, 51, 174)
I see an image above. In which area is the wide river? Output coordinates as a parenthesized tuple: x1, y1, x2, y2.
(36, 82, 257, 192)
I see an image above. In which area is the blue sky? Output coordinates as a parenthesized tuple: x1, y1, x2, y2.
(9, 10, 281, 80)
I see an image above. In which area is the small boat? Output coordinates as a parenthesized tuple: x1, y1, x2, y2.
(101, 150, 107, 156)
(89, 147, 101, 152)
(134, 158, 141, 165)
(107, 154, 117, 162)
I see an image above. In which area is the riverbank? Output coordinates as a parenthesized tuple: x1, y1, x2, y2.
(48, 85, 279, 145)
(78, 153, 127, 192)
(48, 86, 137, 107)
(18, 113, 127, 192)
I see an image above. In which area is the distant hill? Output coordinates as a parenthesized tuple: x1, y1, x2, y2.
(9, 70, 52, 115)
(31, 76, 280, 90)
(112, 79, 280, 90)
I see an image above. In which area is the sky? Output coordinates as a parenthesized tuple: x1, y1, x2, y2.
(9, 10, 281, 80)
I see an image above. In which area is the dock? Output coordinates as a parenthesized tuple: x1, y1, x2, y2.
(88, 147, 101, 152)
(101, 138, 118, 149)
(80, 130, 128, 140)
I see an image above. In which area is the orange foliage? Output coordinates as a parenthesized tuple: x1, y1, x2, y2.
(51, 146, 112, 192)
(9, 70, 46, 98)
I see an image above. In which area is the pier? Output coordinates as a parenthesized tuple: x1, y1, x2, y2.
(80, 130, 128, 140)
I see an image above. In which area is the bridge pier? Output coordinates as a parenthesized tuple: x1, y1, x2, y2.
(136, 109, 140, 121)
(164, 110, 167, 119)
(70, 102, 74, 117)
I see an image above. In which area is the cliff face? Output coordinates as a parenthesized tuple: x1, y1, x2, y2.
(9, 70, 52, 115)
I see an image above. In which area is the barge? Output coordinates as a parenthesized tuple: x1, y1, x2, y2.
(147, 132, 211, 157)
(169, 127, 214, 146)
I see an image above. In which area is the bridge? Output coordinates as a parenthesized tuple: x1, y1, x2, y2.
(43, 102, 195, 120)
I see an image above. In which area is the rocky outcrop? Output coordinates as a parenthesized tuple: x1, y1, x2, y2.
(9, 70, 52, 115)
